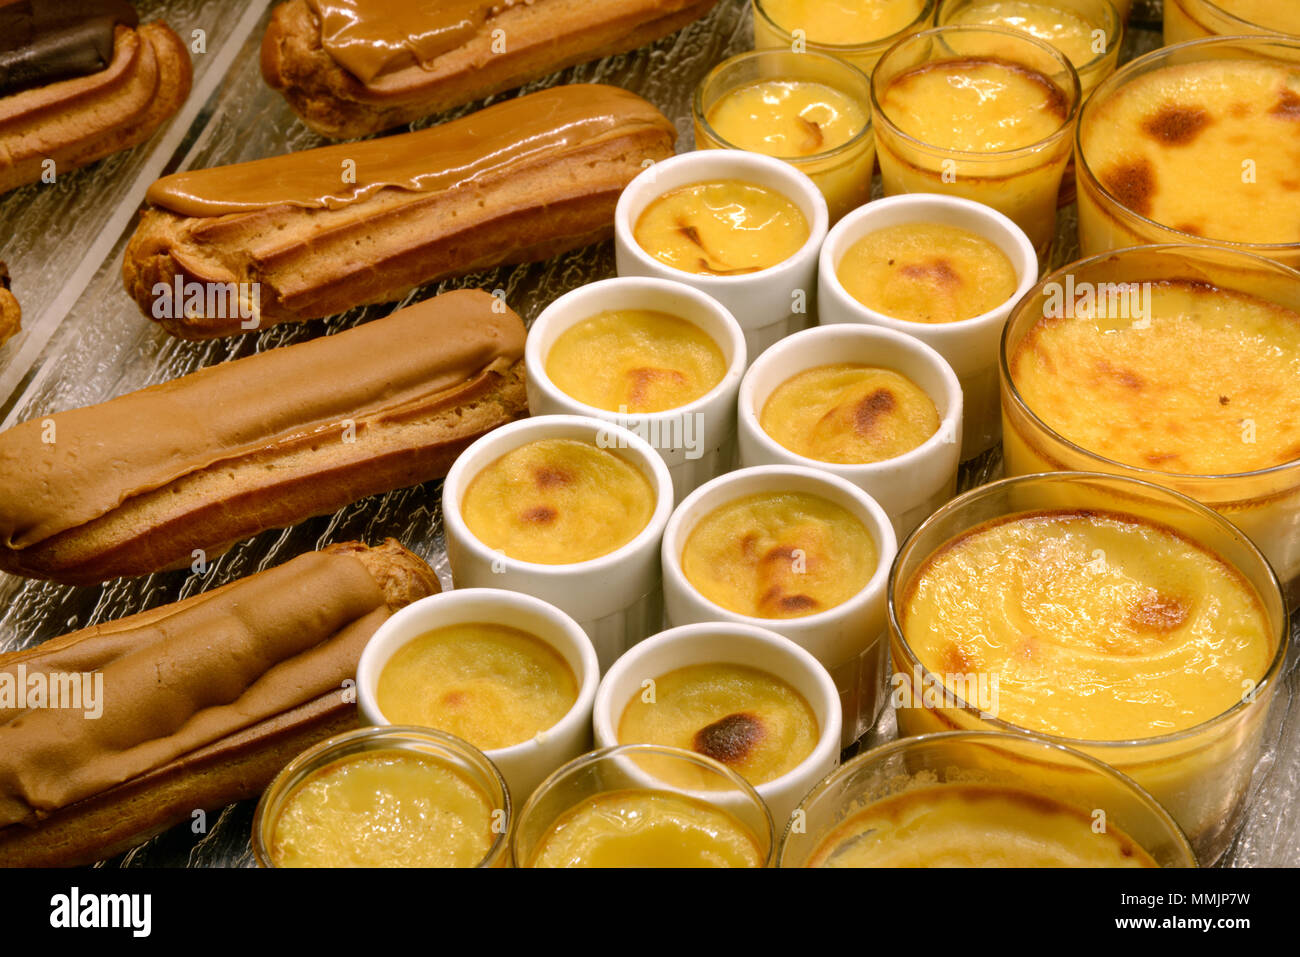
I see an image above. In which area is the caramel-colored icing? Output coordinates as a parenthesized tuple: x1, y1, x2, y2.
(145, 84, 674, 217)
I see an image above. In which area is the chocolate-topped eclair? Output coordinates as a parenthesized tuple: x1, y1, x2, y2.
(0, 288, 528, 584)
(261, 0, 717, 138)
(122, 83, 676, 338)
(0, 1, 191, 194)
(0, 538, 440, 867)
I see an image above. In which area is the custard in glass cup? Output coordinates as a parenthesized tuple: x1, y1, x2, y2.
(1164, 0, 1300, 45)
(751, 0, 935, 75)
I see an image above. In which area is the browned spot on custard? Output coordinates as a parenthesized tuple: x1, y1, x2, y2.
(1174, 222, 1203, 236)
(1101, 159, 1155, 217)
(1141, 104, 1211, 146)
(1128, 592, 1190, 632)
(1219, 395, 1230, 406)
(1270, 88, 1300, 120)
(797, 115, 824, 152)
(890, 57, 1068, 120)
(899, 258, 960, 288)
(1095, 359, 1145, 390)
(441, 690, 467, 708)
(941, 642, 974, 674)
(853, 388, 897, 436)
(738, 532, 758, 559)
(533, 466, 572, 489)
(1142, 450, 1180, 466)
(521, 505, 557, 525)
(677, 223, 705, 249)
(761, 543, 803, 566)
(760, 586, 818, 614)
(693, 712, 766, 765)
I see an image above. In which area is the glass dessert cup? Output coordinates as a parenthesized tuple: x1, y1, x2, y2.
(869, 25, 1080, 258)
(999, 244, 1300, 606)
(1164, 0, 1300, 44)
(750, 0, 936, 75)
(252, 726, 512, 868)
(512, 743, 776, 867)
(1075, 36, 1300, 271)
(692, 50, 876, 222)
(886, 472, 1288, 864)
(779, 731, 1197, 867)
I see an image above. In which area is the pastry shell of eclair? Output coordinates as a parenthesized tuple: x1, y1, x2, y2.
(121, 83, 676, 339)
(261, 0, 716, 139)
(0, 288, 527, 585)
(0, 22, 192, 195)
(0, 539, 439, 867)
(0, 263, 18, 351)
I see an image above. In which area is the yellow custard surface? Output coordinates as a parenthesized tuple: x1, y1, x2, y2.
(947, 1, 1102, 67)
(900, 509, 1274, 740)
(837, 222, 1019, 323)
(545, 309, 726, 413)
(879, 58, 1069, 151)
(462, 438, 655, 564)
(617, 663, 819, 785)
(270, 750, 496, 868)
(633, 180, 810, 276)
(759, 0, 928, 45)
(1081, 59, 1300, 244)
(706, 79, 868, 158)
(527, 789, 765, 867)
(376, 623, 578, 750)
(761, 363, 941, 464)
(1213, 0, 1300, 34)
(1010, 279, 1300, 474)
(682, 491, 877, 619)
(809, 784, 1158, 867)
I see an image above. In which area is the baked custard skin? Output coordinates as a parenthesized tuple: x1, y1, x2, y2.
(706, 79, 868, 158)
(758, 0, 927, 45)
(809, 784, 1157, 867)
(900, 510, 1273, 740)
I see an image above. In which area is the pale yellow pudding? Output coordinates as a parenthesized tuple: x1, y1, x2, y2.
(705, 79, 868, 159)
(633, 180, 810, 276)
(617, 663, 820, 785)
(376, 623, 578, 750)
(1165, 0, 1300, 43)
(1009, 279, 1300, 475)
(462, 438, 655, 564)
(757, 0, 928, 46)
(1080, 59, 1300, 248)
(899, 509, 1274, 740)
(761, 364, 941, 464)
(808, 784, 1158, 867)
(682, 491, 877, 618)
(836, 223, 1019, 323)
(527, 789, 765, 867)
(545, 309, 727, 413)
(270, 750, 496, 868)
(945, 2, 1099, 68)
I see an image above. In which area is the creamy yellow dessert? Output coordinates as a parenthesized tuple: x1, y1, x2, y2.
(761, 364, 941, 463)
(545, 309, 727, 413)
(945, 1, 1103, 70)
(1165, 0, 1300, 42)
(705, 79, 868, 158)
(808, 784, 1158, 867)
(899, 509, 1274, 740)
(757, 0, 928, 45)
(376, 623, 578, 750)
(1010, 279, 1300, 475)
(633, 180, 810, 276)
(836, 223, 1020, 323)
(270, 750, 497, 868)
(1080, 59, 1300, 246)
(462, 438, 656, 564)
(617, 663, 819, 785)
(527, 789, 765, 867)
(1212, 0, 1300, 33)
(682, 491, 877, 618)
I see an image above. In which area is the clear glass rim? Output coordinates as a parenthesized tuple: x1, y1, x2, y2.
(885, 470, 1289, 751)
(934, 0, 1123, 74)
(870, 24, 1082, 160)
(779, 729, 1199, 866)
(999, 242, 1300, 483)
(1076, 34, 1300, 251)
(692, 50, 876, 165)
(752, 0, 937, 55)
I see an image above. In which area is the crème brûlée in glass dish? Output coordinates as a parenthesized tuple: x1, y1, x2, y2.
(1076, 37, 1300, 268)
(543, 308, 727, 414)
(887, 473, 1288, 863)
(751, 0, 934, 74)
(1164, 0, 1300, 45)
(632, 180, 810, 277)
(1000, 244, 1300, 604)
(760, 363, 941, 464)
(681, 490, 877, 619)
(869, 25, 1080, 255)
(460, 437, 655, 564)
(617, 662, 820, 787)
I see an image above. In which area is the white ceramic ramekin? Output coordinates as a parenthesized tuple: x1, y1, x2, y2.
(818, 193, 1037, 459)
(355, 588, 600, 806)
(525, 277, 747, 503)
(661, 465, 897, 746)
(737, 323, 962, 538)
(592, 622, 842, 827)
(442, 414, 674, 672)
(615, 150, 830, 362)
